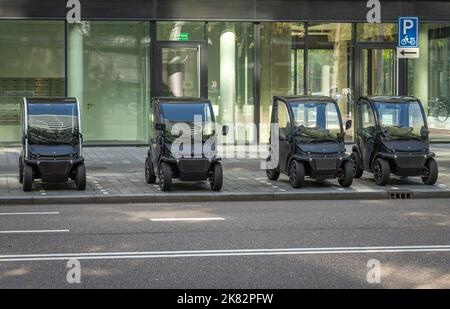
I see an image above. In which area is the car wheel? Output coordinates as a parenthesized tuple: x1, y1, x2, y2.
(266, 168, 280, 181)
(76, 163, 86, 191)
(159, 162, 172, 192)
(145, 156, 157, 184)
(422, 158, 438, 185)
(351, 151, 364, 179)
(22, 164, 33, 192)
(338, 160, 354, 188)
(210, 163, 223, 192)
(19, 155, 24, 184)
(373, 158, 390, 186)
(289, 160, 305, 189)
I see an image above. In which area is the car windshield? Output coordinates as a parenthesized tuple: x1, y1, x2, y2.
(373, 101, 425, 141)
(290, 102, 342, 142)
(27, 103, 79, 146)
(159, 103, 214, 139)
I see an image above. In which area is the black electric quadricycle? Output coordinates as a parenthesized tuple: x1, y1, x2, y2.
(145, 97, 229, 192)
(351, 96, 438, 186)
(20, 97, 86, 192)
(266, 96, 354, 188)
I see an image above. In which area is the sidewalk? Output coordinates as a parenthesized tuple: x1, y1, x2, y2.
(1, 145, 450, 205)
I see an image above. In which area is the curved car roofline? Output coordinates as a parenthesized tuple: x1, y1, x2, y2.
(25, 97, 78, 104)
(361, 96, 420, 104)
(153, 97, 211, 104)
(274, 95, 337, 104)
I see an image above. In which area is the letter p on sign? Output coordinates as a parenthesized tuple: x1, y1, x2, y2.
(403, 20, 414, 35)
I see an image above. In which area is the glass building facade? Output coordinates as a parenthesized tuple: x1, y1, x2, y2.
(0, 1, 449, 145)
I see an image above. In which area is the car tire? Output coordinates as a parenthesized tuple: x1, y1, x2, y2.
(289, 160, 305, 189)
(338, 160, 354, 188)
(76, 163, 86, 191)
(266, 168, 280, 181)
(351, 151, 364, 179)
(159, 162, 172, 192)
(22, 164, 33, 192)
(19, 155, 24, 184)
(422, 158, 438, 185)
(145, 156, 157, 184)
(210, 163, 223, 192)
(373, 158, 390, 186)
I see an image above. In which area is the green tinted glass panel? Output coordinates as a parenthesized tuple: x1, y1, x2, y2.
(157, 22, 205, 41)
(208, 22, 255, 144)
(68, 21, 150, 144)
(0, 20, 65, 144)
(357, 23, 397, 42)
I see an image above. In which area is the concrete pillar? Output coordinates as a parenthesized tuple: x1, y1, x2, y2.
(68, 23, 84, 111)
(220, 27, 236, 142)
(321, 65, 330, 96)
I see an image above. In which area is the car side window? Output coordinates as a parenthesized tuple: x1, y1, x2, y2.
(277, 102, 292, 140)
(360, 103, 376, 136)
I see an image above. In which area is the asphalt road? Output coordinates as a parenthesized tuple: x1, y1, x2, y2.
(0, 199, 449, 289)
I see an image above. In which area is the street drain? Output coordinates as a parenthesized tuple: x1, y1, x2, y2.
(388, 191, 414, 200)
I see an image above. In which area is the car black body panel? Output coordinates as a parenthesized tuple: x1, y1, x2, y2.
(353, 96, 435, 178)
(148, 97, 222, 187)
(269, 96, 352, 181)
(21, 97, 85, 187)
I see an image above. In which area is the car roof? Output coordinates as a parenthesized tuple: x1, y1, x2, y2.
(361, 96, 420, 103)
(274, 95, 336, 103)
(25, 97, 78, 104)
(153, 97, 211, 104)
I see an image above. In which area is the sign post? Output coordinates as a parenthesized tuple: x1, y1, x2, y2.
(397, 17, 420, 59)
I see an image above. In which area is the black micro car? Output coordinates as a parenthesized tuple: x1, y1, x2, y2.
(145, 97, 228, 192)
(19, 97, 86, 192)
(266, 96, 353, 188)
(351, 96, 438, 186)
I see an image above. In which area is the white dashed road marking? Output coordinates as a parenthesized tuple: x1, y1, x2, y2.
(150, 217, 225, 222)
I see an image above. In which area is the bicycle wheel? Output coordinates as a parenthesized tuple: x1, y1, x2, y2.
(436, 104, 450, 122)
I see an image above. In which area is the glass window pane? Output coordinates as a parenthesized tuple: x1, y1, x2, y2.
(208, 22, 255, 144)
(68, 21, 150, 144)
(161, 47, 200, 97)
(307, 23, 353, 141)
(408, 24, 450, 142)
(360, 103, 376, 136)
(357, 23, 397, 42)
(361, 48, 396, 96)
(260, 22, 305, 144)
(0, 21, 65, 144)
(157, 22, 205, 41)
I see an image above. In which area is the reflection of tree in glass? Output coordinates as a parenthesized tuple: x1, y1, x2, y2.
(297, 127, 338, 142)
(382, 126, 421, 140)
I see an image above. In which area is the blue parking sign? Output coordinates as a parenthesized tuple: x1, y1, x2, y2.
(398, 17, 419, 48)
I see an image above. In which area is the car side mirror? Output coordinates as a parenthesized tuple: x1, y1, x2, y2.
(345, 120, 352, 130)
(381, 128, 391, 138)
(222, 125, 230, 136)
(421, 126, 430, 138)
(295, 125, 306, 135)
(155, 123, 166, 132)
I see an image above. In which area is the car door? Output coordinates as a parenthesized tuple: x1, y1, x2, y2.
(357, 100, 377, 171)
(277, 100, 294, 173)
(151, 105, 163, 168)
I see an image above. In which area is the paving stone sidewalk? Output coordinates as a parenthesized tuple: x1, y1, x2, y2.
(0, 145, 450, 204)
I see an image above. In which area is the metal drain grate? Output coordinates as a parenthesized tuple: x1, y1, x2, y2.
(388, 192, 414, 200)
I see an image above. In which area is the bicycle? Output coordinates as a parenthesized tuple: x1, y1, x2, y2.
(429, 97, 450, 122)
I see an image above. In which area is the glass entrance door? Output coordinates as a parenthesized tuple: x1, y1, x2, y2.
(356, 44, 399, 99)
(155, 42, 207, 98)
